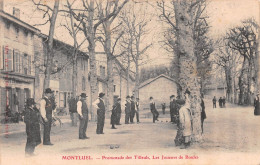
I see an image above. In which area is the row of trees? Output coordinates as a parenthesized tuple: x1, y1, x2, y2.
(32, 0, 152, 118)
(214, 18, 259, 105)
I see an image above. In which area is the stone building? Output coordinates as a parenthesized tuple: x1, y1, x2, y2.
(0, 8, 40, 117)
(138, 74, 178, 109)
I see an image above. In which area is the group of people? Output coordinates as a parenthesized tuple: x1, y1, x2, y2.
(212, 96, 226, 108)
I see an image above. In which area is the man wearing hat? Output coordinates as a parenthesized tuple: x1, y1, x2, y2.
(149, 97, 159, 123)
(125, 96, 131, 124)
(24, 98, 41, 156)
(115, 98, 122, 125)
(40, 88, 55, 145)
(77, 93, 89, 139)
(130, 96, 136, 123)
(93, 93, 106, 134)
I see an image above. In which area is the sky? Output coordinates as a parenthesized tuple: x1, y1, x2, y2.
(2, 0, 259, 68)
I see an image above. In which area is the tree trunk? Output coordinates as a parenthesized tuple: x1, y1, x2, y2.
(88, 0, 98, 121)
(174, 0, 202, 143)
(72, 59, 77, 97)
(126, 55, 130, 96)
(42, 0, 59, 96)
(134, 61, 139, 98)
(103, 20, 114, 111)
(238, 57, 247, 105)
(224, 67, 232, 102)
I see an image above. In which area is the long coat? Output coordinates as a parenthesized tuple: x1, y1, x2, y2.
(24, 106, 41, 146)
(254, 96, 260, 115)
(111, 104, 119, 125)
(179, 104, 192, 137)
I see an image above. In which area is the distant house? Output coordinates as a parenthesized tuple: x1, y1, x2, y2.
(139, 74, 178, 109)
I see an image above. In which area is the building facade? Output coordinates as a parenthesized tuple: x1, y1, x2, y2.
(0, 9, 40, 117)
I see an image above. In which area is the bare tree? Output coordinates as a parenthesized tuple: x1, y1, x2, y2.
(227, 18, 259, 105)
(96, 0, 129, 110)
(119, 2, 152, 98)
(32, 0, 60, 96)
(157, 0, 211, 143)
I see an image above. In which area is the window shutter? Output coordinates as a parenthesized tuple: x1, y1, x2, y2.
(0, 46, 3, 70)
(28, 55, 31, 75)
(4, 46, 13, 71)
(20, 52, 23, 74)
(14, 49, 20, 73)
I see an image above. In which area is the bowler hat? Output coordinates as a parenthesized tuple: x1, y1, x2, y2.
(126, 96, 130, 99)
(117, 98, 121, 101)
(45, 88, 53, 94)
(170, 95, 175, 98)
(99, 92, 105, 98)
(80, 93, 87, 98)
(131, 96, 135, 99)
(26, 98, 36, 106)
(150, 97, 153, 100)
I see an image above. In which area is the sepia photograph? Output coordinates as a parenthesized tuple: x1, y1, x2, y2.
(0, 0, 260, 164)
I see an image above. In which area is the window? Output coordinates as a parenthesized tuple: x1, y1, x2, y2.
(28, 55, 31, 75)
(14, 49, 20, 73)
(82, 76, 86, 91)
(23, 53, 28, 75)
(81, 58, 86, 71)
(23, 31, 28, 45)
(114, 85, 116, 92)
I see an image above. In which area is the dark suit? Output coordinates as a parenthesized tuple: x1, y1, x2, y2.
(96, 99, 105, 134)
(115, 103, 122, 125)
(79, 99, 89, 138)
(125, 101, 131, 124)
(201, 99, 206, 133)
(42, 97, 53, 144)
(150, 102, 159, 123)
(130, 100, 135, 123)
(24, 106, 41, 154)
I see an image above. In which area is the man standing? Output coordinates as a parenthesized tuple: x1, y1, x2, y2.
(212, 96, 217, 108)
(111, 98, 120, 129)
(125, 96, 131, 124)
(254, 93, 260, 115)
(201, 95, 207, 134)
(115, 98, 122, 125)
(222, 96, 226, 108)
(169, 95, 174, 123)
(218, 97, 223, 108)
(69, 96, 78, 127)
(40, 88, 55, 145)
(149, 97, 159, 123)
(136, 98, 140, 123)
(172, 95, 179, 124)
(77, 93, 89, 139)
(161, 103, 166, 115)
(130, 96, 136, 124)
(93, 93, 106, 134)
(24, 98, 41, 156)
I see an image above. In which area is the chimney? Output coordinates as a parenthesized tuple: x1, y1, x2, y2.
(0, 0, 4, 11)
(13, 7, 20, 19)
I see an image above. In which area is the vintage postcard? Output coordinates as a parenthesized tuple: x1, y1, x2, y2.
(0, 0, 260, 165)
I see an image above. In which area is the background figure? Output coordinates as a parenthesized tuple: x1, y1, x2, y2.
(93, 93, 106, 134)
(170, 96, 174, 122)
(125, 96, 131, 124)
(130, 96, 136, 123)
(174, 96, 186, 146)
(136, 98, 140, 123)
(69, 96, 78, 127)
(149, 97, 159, 123)
(40, 88, 55, 145)
(77, 93, 89, 139)
(254, 93, 260, 115)
(222, 96, 226, 108)
(161, 103, 166, 115)
(115, 98, 122, 125)
(212, 96, 217, 108)
(179, 89, 192, 149)
(218, 97, 223, 108)
(111, 99, 119, 129)
(24, 98, 41, 156)
(201, 95, 207, 134)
